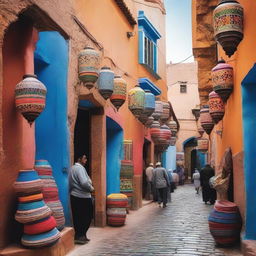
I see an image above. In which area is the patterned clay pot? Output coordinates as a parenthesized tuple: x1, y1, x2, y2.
(152, 98, 163, 120)
(128, 85, 145, 117)
(208, 200, 242, 246)
(200, 105, 214, 135)
(78, 47, 100, 88)
(170, 136, 177, 146)
(110, 76, 127, 110)
(97, 66, 114, 100)
(212, 60, 233, 102)
(15, 74, 47, 125)
(167, 120, 178, 136)
(160, 101, 170, 123)
(150, 120, 161, 144)
(156, 125, 172, 151)
(138, 90, 155, 124)
(213, 0, 244, 57)
(209, 91, 225, 124)
(197, 118, 205, 137)
(145, 115, 154, 128)
(197, 137, 209, 152)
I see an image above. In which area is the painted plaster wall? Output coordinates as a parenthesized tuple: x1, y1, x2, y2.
(34, 31, 70, 224)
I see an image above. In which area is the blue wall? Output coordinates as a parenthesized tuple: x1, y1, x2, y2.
(241, 63, 256, 240)
(163, 146, 176, 171)
(106, 117, 123, 195)
(34, 32, 70, 224)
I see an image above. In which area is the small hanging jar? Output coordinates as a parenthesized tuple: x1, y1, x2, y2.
(110, 76, 127, 110)
(15, 74, 47, 125)
(128, 85, 145, 117)
(212, 59, 233, 102)
(200, 105, 214, 135)
(209, 91, 225, 124)
(213, 0, 244, 57)
(167, 120, 178, 136)
(197, 137, 209, 152)
(152, 97, 163, 120)
(150, 120, 161, 144)
(97, 67, 114, 100)
(160, 101, 170, 124)
(78, 47, 100, 89)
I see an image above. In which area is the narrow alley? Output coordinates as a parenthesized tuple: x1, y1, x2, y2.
(68, 185, 242, 256)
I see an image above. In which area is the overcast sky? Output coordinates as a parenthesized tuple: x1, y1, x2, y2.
(165, 0, 193, 64)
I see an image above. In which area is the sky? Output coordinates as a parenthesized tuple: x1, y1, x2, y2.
(164, 0, 193, 64)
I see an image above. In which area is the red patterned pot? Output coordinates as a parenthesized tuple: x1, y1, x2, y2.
(110, 76, 127, 110)
(200, 105, 214, 135)
(160, 101, 170, 123)
(209, 91, 225, 124)
(150, 120, 161, 144)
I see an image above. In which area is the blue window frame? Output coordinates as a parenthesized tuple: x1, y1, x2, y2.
(138, 11, 161, 79)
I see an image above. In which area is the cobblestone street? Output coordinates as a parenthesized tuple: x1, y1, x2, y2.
(68, 185, 242, 256)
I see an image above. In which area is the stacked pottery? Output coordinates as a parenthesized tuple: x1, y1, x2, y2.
(208, 200, 242, 246)
(167, 120, 178, 136)
(14, 170, 60, 248)
(138, 90, 155, 124)
(209, 91, 225, 124)
(197, 137, 209, 152)
(120, 160, 134, 208)
(128, 85, 145, 118)
(200, 105, 214, 135)
(156, 125, 172, 152)
(152, 98, 163, 120)
(145, 115, 154, 128)
(213, 0, 244, 57)
(78, 47, 100, 89)
(15, 74, 47, 125)
(110, 76, 127, 110)
(160, 101, 170, 124)
(106, 193, 128, 226)
(34, 160, 65, 230)
(97, 66, 114, 100)
(212, 60, 234, 102)
(150, 120, 161, 144)
(170, 136, 177, 146)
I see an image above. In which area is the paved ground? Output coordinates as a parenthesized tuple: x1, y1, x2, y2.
(67, 184, 242, 256)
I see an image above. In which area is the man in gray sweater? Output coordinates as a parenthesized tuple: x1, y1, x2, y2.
(69, 154, 94, 244)
(152, 162, 170, 208)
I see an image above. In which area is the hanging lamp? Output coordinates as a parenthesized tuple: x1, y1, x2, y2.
(97, 66, 114, 100)
(200, 105, 214, 135)
(209, 91, 225, 124)
(110, 76, 127, 110)
(128, 85, 145, 117)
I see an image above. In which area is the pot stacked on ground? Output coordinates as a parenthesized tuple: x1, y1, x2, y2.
(106, 193, 128, 226)
(34, 160, 65, 230)
(14, 169, 60, 248)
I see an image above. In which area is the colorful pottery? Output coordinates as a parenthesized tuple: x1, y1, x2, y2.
(110, 76, 127, 110)
(97, 66, 114, 99)
(209, 91, 225, 124)
(138, 90, 155, 124)
(160, 101, 170, 123)
(106, 193, 129, 208)
(167, 120, 178, 136)
(15, 74, 47, 125)
(123, 140, 133, 161)
(212, 60, 234, 102)
(34, 160, 65, 230)
(78, 47, 100, 88)
(208, 200, 242, 246)
(128, 85, 145, 117)
(170, 136, 177, 146)
(152, 98, 163, 120)
(197, 137, 209, 152)
(197, 118, 205, 137)
(200, 105, 214, 135)
(213, 0, 244, 57)
(157, 125, 172, 150)
(145, 115, 154, 128)
(150, 120, 161, 144)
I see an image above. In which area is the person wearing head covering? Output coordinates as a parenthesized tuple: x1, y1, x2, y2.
(192, 168, 200, 194)
(145, 163, 154, 200)
(152, 162, 170, 208)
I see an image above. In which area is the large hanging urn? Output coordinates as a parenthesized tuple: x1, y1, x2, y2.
(78, 47, 100, 89)
(212, 60, 234, 102)
(128, 85, 145, 118)
(97, 66, 114, 100)
(167, 120, 178, 136)
(152, 97, 163, 120)
(209, 91, 225, 124)
(160, 101, 170, 123)
(213, 0, 244, 57)
(149, 120, 161, 144)
(110, 76, 127, 110)
(197, 137, 209, 152)
(200, 105, 214, 135)
(15, 74, 47, 125)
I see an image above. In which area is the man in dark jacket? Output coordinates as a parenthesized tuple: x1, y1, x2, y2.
(200, 164, 216, 204)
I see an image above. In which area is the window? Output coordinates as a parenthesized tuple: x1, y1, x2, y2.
(138, 11, 161, 79)
(180, 83, 187, 93)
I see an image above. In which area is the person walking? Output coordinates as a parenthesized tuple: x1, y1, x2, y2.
(145, 163, 154, 200)
(200, 164, 216, 204)
(193, 168, 200, 194)
(152, 162, 170, 208)
(69, 154, 94, 244)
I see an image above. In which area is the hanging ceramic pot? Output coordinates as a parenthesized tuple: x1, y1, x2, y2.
(197, 119, 205, 137)
(170, 136, 177, 146)
(200, 105, 214, 135)
(209, 91, 225, 124)
(213, 0, 244, 57)
(157, 125, 172, 151)
(160, 101, 170, 123)
(97, 66, 114, 100)
(15, 74, 47, 125)
(212, 60, 233, 102)
(150, 120, 161, 144)
(110, 76, 127, 110)
(138, 90, 155, 124)
(167, 120, 178, 136)
(152, 97, 163, 120)
(128, 85, 145, 117)
(197, 137, 209, 152)
(78, 47, 100, 89)
(145, 115, 154, 128)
